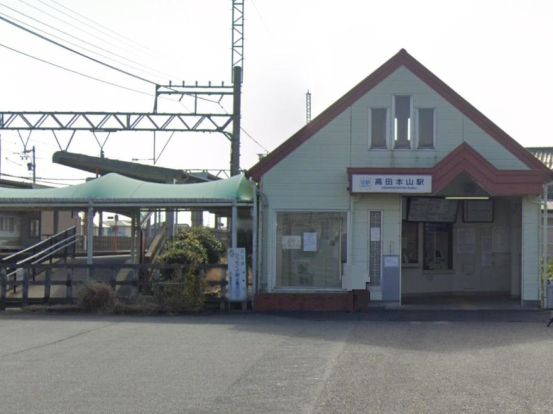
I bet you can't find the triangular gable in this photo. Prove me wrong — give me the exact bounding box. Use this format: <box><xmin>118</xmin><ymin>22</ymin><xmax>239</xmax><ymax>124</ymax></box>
<box><xmin>348</xmin><ymin>143</ymin><xmax>551</xmax><ymax>196</ymax></box>
<box><xmin>249</xmin><ymin>49</ymin><xmax>551</xmax><ymax>180</ymax></box>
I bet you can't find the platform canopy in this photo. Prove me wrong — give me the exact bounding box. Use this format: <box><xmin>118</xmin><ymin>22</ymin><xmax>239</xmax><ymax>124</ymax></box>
<box><xmin>0</xmin><ymin>173</ymin><xmax>255</xmax><ymax>208</ymax></box>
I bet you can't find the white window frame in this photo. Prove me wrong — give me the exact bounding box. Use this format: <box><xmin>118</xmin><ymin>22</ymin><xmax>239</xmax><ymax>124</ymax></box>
<box><xmin>271</xmin><ymin>209</ymin><xmax>350</xmax><ymax>292</ymax></box>
<box><xmin>368</xmin><ymin>107</ymin><xmax>389</xmax><ymax>150</ymax></box>
<box><xmin>392</xmin><ymin>95</ymin><xmax>413</xmax><ymax>150</ymax></box>
<box><xmin>415</xmin><ymin>107</ymin><xmax>436</xmax><ymax>149</ymax></box>
<box><xmin>368</xmin><ymin>209</ymin><xmax>383</xmax><ymax>286</ymax></box>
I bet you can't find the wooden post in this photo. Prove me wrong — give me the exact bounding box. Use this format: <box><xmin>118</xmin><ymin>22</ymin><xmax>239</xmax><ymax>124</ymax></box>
<box><xmin>110</xmin><ymin>268</ymin><xmax>117</xmax><ymax>290</ymax></box>
<box><xmin>220</xmin><ymin>271</ymin><xmax>227</xmax><ymax>311</ymax></box>
<box><xmin>22</xmin><ymin>269</ymin><xmax>29</xmax><ymax>307</ymax></box>
<box><xmin>44</xmin><ymin>268</ymin><xmax>51</xmax><ymax>304</ymax></box>
<box><xmin>66</xmin><ymin>268</ymin><xmax>73</xmax><ymax>301</ymax></box>
<box><xmin>0</xmin><ymin>269</ymin><xmax>7</xmax><ymax>311</ymax></box>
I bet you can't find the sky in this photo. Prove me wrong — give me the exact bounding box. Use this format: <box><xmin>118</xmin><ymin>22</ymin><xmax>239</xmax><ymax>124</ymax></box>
<box><xmin>0</xmin><ymin>0</ymin><xmax>552</xmax><ymax>186</ymax></box>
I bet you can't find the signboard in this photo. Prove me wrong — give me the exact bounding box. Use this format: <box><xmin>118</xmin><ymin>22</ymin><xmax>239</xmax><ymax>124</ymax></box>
<box><xmin>351</xmin><ymin>174</ymin><xmax>432</xmax><ymax>193</ymax></box>
<box><xmin>227</xmin><ymin>248</ymin><xmax>247</xmax><ymax>301</ymax></box>
<box><xmin>407</xmin><ymin>198</ymin><xmax>458</xmax><ymax>222</ymax></box>
<box><xmin>382</xmin><ymin>255</ymin><xmax>400</xmax><ymax>302</ymax></box>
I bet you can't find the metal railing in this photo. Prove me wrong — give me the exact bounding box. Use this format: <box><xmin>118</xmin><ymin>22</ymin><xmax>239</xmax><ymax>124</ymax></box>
<box><xmin>2</xmin><ymin>226</ymin><xmax>77</xmax><ymax>266</ymax></box>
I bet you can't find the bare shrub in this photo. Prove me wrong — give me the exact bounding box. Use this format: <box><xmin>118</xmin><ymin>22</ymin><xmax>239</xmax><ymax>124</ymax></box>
<box><xmin>78</xmin><ymin>282</ymin><xmax>115</xmax><ymax>312</ymax></box>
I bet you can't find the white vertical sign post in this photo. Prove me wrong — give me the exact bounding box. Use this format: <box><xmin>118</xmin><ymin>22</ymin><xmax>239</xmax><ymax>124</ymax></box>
<box><xmin>227</xmin><ymin>247</ymin><xmax>247</xmax><ymax>302</ymax></box>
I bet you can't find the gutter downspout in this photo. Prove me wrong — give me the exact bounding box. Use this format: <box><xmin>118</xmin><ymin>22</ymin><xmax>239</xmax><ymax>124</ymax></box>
<box><xmin>251</xmin><ymin>186</ymin><xmax>257</xmax><ymax>310</ymax></box>
<box><xmin>543</xmin><ymin>182</ymin><xmax>552</xmax><ymax>308</ymax></box>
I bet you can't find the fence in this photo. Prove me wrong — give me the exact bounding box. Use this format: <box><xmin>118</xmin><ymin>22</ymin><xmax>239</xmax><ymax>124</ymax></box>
<box><xmin>0</xmin><ymin>262</ymin><xmax>230</xmax><ymax>310</ymax></box>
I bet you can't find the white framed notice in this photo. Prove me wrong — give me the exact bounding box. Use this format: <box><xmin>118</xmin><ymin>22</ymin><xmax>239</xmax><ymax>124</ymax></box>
<box><xmin>370</xmin><ymin>227</ymin><xmax>381</xmax><ymax>241</ymax></box>
<box><xmin>303</xmin><ymin>232</ymin><xmax>317</xmax><ymax>252</ymax></box>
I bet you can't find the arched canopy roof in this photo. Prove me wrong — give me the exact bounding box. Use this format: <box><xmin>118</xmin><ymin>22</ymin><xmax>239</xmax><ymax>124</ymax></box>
<box><xmin>0</xmin><ymin>173</ymin><xmax>254</xmax><ymax>208</ymax></box>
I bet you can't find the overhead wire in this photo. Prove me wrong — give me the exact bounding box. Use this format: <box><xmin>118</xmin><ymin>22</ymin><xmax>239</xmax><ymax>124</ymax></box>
<box><xmin>45</xmin><ymin>0</ymin><xmax>160</xmax><ymax>57</ymax></box>
<box><xmin>12</xmin><ymin>0</ymin><xmax>176</xmax><ymax>81</ymax></box>
<box><xmin>0</xmin><ymin>13</ymin><xmax>158</xmax><ymax>86</ymax></box>
<box><xmin>0</xmin><ymin>41</ymin><xmax>155</xmax><ymax>97</ymax></box>
<box><xmin>0</xmin><ymin>6</ymin><xmax>165</xmax><ymax>84</ymax></box>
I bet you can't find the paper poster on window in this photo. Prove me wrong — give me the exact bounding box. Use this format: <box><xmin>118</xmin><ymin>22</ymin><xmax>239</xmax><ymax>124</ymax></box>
<box><xmin>303</xmin><ymin>232</ymin><xmax>317</xmax><ymax>252</ymax></box>
<box><xmin>481</xmin><ymin>229</ymin><xmax>492</xmax><ymax>267</ymax></box>
<box><xmin>492</xmin><ymin>228</ymin><xmax>509</xmax><ymax>253</ymax></box>
<box><xmin>282</xmin><ymin>235</ymin><xmax>301</xmax><ymax>249</ymax></box>
<box><xmin>370</xmin><ymin>227</ymin><xmax>381</xmax><ymax>241</ymax></box>
<box><xmin>384</xmin><ymin>255</ymin><xmax>400</xmax><ymax>268</ymax></box>
<box><xmin>457</xmin><ymin>228</ymin><xmax>475</xmax><ymax>254</ymax></box>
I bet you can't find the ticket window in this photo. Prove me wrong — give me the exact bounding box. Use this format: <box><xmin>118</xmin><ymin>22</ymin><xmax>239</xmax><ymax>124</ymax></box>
<box><xmin>423</xmin><ymin>223</ymin><xmax>453</xmax><ymax>270</ymax></box>
<box><xmin>402</xmin><ymin>221</ymin><xmax>453</xmax><ymax>270</ymax></box>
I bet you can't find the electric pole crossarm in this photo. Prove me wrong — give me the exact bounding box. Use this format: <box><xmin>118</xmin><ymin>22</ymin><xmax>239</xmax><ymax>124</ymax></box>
<box><xmin>0</xmin><ymin>111</ymin><xmax>233</xmax><ymax>133</ymax></box>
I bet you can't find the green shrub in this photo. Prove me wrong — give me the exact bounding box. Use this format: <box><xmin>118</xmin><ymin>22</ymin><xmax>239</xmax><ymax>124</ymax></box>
<box><xmin>154</xmin><ymin>226</ymin><xmax>223</xmax><ymax>311</ymax></box>
<box><xmin>77</xmin><ymin>282</ymin><xmax>115</xmax><ymax>312</ymax></box>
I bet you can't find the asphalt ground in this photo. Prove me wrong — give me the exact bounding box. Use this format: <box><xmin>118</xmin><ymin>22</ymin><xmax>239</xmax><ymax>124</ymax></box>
<box><xmin>0</xmin><ymin>310</ymin><xmax>552</xmax><ymax>413</ymax></box>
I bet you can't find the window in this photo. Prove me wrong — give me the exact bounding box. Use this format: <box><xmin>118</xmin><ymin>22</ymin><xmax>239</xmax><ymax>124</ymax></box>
<box><xmin>401</xmin><ymin>221</ymin><xmax>419</xmax><ymax>265</ymax></box>
<box><xmin>370</xmin><ymin>108</ymin><xmax>388</xmax><ymax>148</ymax></box>
<box><xmin>368</xmin><ymin>210</ymin><xmax>382</xmax><ymax>285</ymax></box>
<box><xmin>423</xmin><ymin>223</ymin><xmax>453</xmax><ymax>270</ymax></box>
<box><xmin>394</xmin><ymin>95</ymin><xmax>411</xmax><ymax>148</ymax></box>
<box><xmin>417</xmin><ymin>108</ymin><xmax>434</xmax><ymax>148</ymax></box>
<box><xmin>276</xmin><ymin>212</ymin><xmax>347</xmax><ymax>288</ymax></box>
<box><xmin>7</xmin><ymin>217</ymin><xmax>14</xmax><ymax>233</ymax></box>
<box><xmin>30</xmin><ymin>218</ymin><xmax>40</xmax><ymax>238</ymax></box>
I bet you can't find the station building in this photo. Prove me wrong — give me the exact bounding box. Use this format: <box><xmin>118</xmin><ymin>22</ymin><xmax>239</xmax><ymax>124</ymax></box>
<box><xmin>249</xmin><ymin>49</ymin><xmax>553</xmax><ymax>310</ymax></box>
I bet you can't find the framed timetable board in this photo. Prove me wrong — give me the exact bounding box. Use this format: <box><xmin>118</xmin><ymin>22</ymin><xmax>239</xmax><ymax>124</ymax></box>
<box><xmin>463</xmin><ymin>200</ymin><xmax>494</xmax><ymax>223</ymax></box>
<box><xmin>407</xmin><ymin>198</ymin><xmax>458</xmax><ymax>223</ymax></box>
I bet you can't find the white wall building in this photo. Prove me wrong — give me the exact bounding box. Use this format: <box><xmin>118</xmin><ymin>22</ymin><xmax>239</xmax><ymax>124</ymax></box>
<box><xmin>249</xmin><ymin>49</ymin><xmax>552</xmax><ymax>311</ymax></box>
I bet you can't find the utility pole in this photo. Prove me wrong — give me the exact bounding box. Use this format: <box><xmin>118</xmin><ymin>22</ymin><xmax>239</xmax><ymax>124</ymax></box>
<box><xmin>306</xmin><ymin>90</ymin><xmax>312</xmax><ymax>124</ymax></box>
<box><xmin>231</xmin><ymin>66</ymin><xmax>242</xmax><ymax>176</ymax></box>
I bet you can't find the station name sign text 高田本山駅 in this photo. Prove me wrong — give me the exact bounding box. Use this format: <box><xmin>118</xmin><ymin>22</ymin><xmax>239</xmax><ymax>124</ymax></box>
<box><xmin>351</xmin><ymin>174</ymin><xmax>432</xmax><ymax>193</ymax></box>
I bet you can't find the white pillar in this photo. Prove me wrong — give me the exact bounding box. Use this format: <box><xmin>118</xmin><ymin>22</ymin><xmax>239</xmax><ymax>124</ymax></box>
<box><xmin>86</xmin><ymin>205</ymin><xmax>94</xmax><ymax>265</ymax></box>
<box><xmin>231</xmin><ymin>203</ymin><xmax>238</xmax><ymax>250</ymax></box>
<box><xmin>252</xmin><ymin>190</ymin><xmax>258</xmax><ymax>301</ymax></box>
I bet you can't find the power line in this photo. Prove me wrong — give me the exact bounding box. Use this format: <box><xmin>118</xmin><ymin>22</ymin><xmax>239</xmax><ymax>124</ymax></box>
<box><xmin>46</xmin><ymin>0</ymin><xmax>160</xmax><ymax>57</ymax></box>
<box><xmin>241</xmin><ymin>126</ymin><xmax>268</xmax><ymax>152</ymax></box>
<box><xmin>0</xmin><ymin>12</ymin><xmax>158</xmax><ymax>86</ymax></box>
<box><xmin>0</xmin><ymin>7</ymin><xmax>165</xmax><ymax>84</ymax></box>
<box><xmin>0</xmin><ymin>42</ymin><xmax>154</xmax><ymax>97</ymax></box>
<box><xmin>0</xmin><ymin>3</ymin><xmax>165</xmax><ymax>83</ymax></box>
<box><xmin>13</xmin><ymin>0</ymin><xmax>176</xmax><ymax>81</ymax></box>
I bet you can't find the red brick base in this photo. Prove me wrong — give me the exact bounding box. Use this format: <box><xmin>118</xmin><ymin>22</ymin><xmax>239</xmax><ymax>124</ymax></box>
<box><xmin>254</xmin><ymin>290</ymin><xmax>369</xmax><ymax>312</ymax></box>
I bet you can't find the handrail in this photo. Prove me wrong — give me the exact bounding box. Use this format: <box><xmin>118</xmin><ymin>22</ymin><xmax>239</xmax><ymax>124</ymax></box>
<box><xmin>19</xmin><ymin>235</ymin><xmax>78</xmax><ymax>265</ymax></box>
<box><xmin>144</xmin><ymin>223</ymin><xmax>167</xmax><ymax>263</ymax></box>
<box><xmin>3</xmin><ymin>226</ymin><xmax>77</xmax><ymax>263</ymax></box>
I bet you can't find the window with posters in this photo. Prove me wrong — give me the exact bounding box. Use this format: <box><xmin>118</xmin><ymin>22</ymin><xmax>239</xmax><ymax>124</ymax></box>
<box><xmin>276</xmin><ymin>212</ymin><xmax>347</xmax><ymax>288</ymax></box>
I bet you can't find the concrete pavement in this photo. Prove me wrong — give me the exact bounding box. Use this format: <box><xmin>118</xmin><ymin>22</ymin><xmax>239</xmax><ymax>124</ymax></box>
<box><xmin>0</xmin><ymin>311</ymin><xmax>552</xmax><ymax>413</ymax></box>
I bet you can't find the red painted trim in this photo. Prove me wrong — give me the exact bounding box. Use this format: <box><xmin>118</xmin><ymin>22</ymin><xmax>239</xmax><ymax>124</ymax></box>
<box><xmin>348</xmin><ymin>143</ymin><xmax>551</xmax><ymax>196</ymax></box>
<box><xmin>249</xmin><ymin>49</ymin><xmax>551</xmax><ymax>181</ymax></box>
<box><xmin>254</xmin><ymin>291</ymin><xmax>370</xmax><ymax>312</ymax></box>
